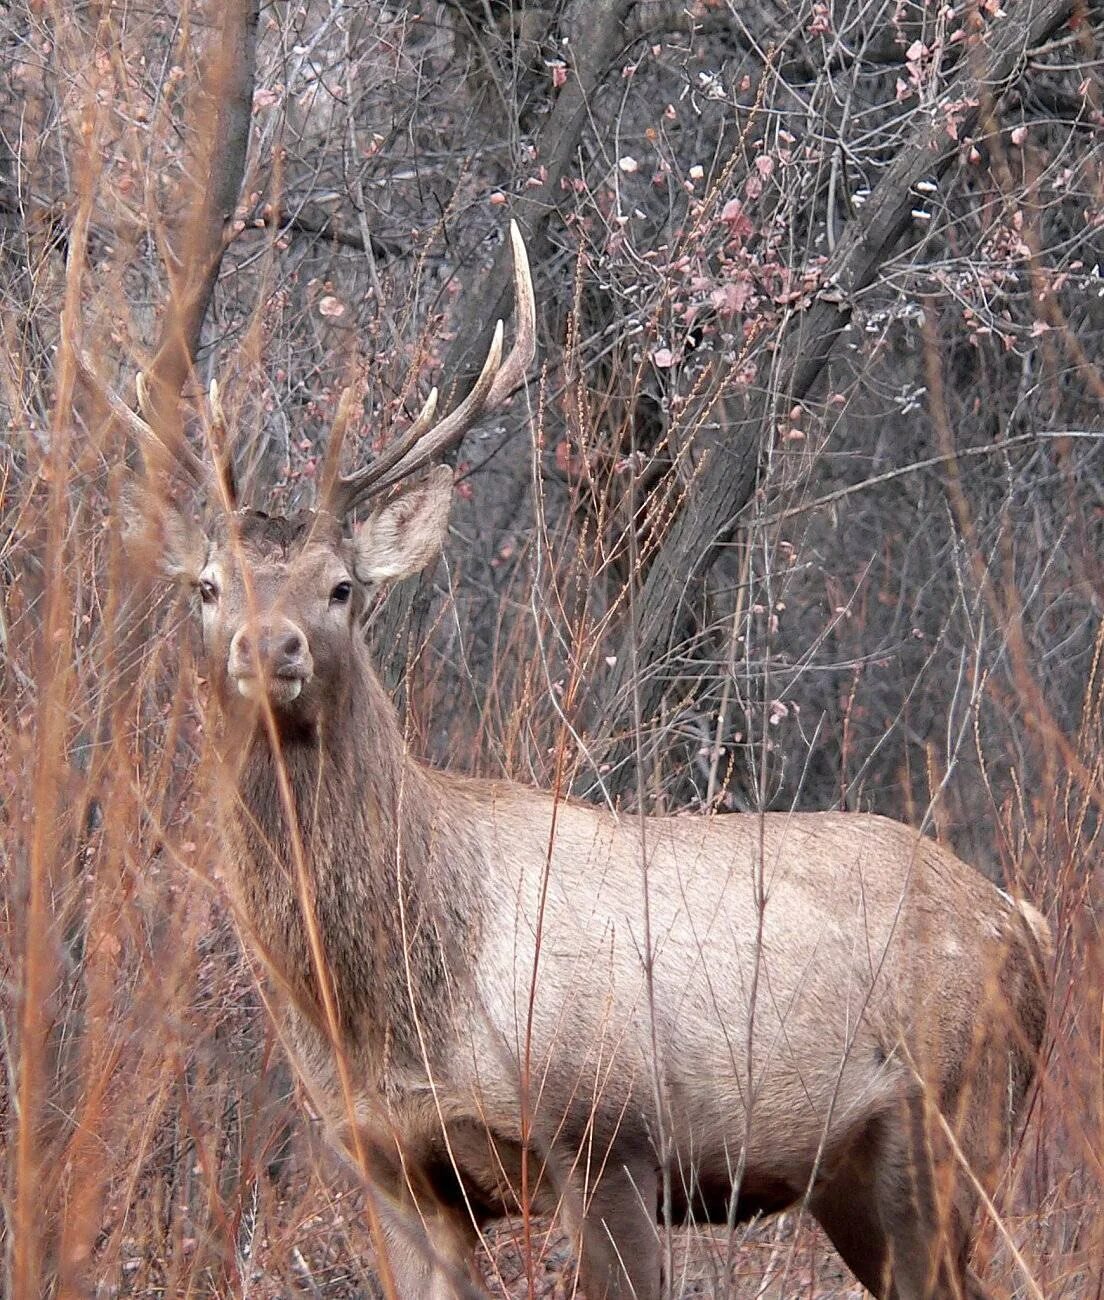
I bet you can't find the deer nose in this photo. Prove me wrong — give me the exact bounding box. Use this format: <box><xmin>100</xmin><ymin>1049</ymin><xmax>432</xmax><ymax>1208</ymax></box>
<box><xmin>235</xmin><ymin>628</ymin><xmax>305</xmax><ymax>667</ymax></box>
<box><xmin>229</xmin><ymin>617</ymin><xmax>313</xmax><ymax>696</ymax></box>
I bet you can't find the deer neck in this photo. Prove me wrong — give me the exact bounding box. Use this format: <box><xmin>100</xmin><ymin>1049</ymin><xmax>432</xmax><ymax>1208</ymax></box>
<box><xmin>215</xmin><ymin>644</ymin><xmax>481</xmax><ymax>1068</ymax></box>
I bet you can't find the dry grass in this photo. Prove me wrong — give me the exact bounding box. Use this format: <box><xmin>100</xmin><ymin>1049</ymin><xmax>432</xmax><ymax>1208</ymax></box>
<box><xmin>2</xmin><ymin>1</ymin><xmax>1103</xmax><ymax>1295</ymax></box>
<box><xmin>2</xmin><ymin>313</ymin><xmax>1100</xmax><ymax>1300</ymax></box>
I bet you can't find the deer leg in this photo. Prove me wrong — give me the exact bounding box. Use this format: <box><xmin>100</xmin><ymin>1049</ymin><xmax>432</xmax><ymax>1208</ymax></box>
<box><xmin>809</xmin><ymin>1187</ymin><xmax>892</xmax><ymax>1296</ymax></box>
<box><xmin>880</xmin><ymin>1089</ymin><xmax>998</xmax><ymax>1300</ymax></box>
<box><xmin>874</xmin><ymin>1163</ymin><xmax>988</xmax><ymax>1300</ymax></box>
<box><xmin>811</xmin><ymin>1102</ymin><xmax>987</xmax><ymax>1300</ymax></box>
<box><xmin>372</xmin><ymin>1191</ymin><xmax>484</xmax><ymax>1300</ymax></box>
<box><xmin>807</xmin><ymin>1135</ymin><xmax>893</xmax><ymax>1299</ymax></box>
<box><xmin>567</xmin><ymin>1154</ymin><xmax>660</xmax><ymax>1300</ymax></box>
<box><xmin>345</xmin><ymin>1127</ymin><xmax>486</xmax><ymax>1300</ymax></box>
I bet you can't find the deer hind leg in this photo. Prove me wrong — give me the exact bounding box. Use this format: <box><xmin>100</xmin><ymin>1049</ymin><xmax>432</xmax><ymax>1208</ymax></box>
<box><xmin>808</xmin><ymin>1178</ymin><xmax>891</xmax><ymax>1296</ymax></box>
<box><xmin>810</xmin><ymin>1100</ymin><xmax>988</xmax><ymax>1300</ymax></box>
<box><xmin>564</xmin><ymin>1153</ymin><xmax>660</xmax><ymax>1300</ymax></box>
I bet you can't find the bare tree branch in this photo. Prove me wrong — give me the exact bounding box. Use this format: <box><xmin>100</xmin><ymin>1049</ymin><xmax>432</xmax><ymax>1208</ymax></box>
<box><xmin>140</xmin><ymin>0</ymin><xmax>261</xmax><ymax>469</ymax></box>
<box><xmin>98</xmin><ymin>0</ymin><xmax>259</xmax><ymax>744</ymax></box>
<box><xmin>261</xmin><ymin>203</ymin><xmax>403</xmax><ymax>259</ymax></box>
<box><xmin>439</xmin><ymin>0</ymin><xmax>638</xmax><ymax>393</ymax></box>
<box><xmin>583</xmin><ymin>0</ymin><xmax>1079</xmax><ymax>800</ymax></box>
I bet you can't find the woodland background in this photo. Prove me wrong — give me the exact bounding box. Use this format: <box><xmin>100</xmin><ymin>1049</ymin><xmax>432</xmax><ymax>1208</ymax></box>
<box><xmin>0</xmin><ymin>0</ymin><xmax>1101</xmax><ymax>1295</ymax></box>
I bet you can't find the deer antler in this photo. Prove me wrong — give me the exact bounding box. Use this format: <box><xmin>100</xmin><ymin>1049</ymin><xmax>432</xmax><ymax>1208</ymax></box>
<box><xmin>135</xmin><ymin>371</ymin><xmax>239</xmax><ymax>507</ymax></box>
<box><xmin>205</xmin><ymin>378</ymin><xmax>239</xmax><ymax>509</ymax></box>
<box><xmin>75</xmin><ymin>349</ymin><xmax>240</xmax><ymax>507</ymax></box>
<box><xmin>74</xmin><ymin>348</ymin><xmax>207</xmax><ymax>488</ymax></box>
<box><xmin>323</xmin><ymin>220</ymin><xmax>536</xmax><ymax>518</ymax></box>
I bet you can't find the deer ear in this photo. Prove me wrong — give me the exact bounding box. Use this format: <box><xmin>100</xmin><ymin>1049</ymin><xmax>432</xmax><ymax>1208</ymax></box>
<box><xmin>352</xmin><ymin>466</ymin><xmax>453</xmax><ymax>584</ymax></box>
<box><xmin>120</xmin><ymin>481</ymin><xmax>206</xmax><ymax>582</ymax></box>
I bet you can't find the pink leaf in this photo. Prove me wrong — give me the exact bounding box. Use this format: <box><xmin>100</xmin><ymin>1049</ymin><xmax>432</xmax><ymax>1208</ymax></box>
<box><xmin>710</xmin><ymin>277</ymin><xmax>753</xmax><ymax>314</ymax></box>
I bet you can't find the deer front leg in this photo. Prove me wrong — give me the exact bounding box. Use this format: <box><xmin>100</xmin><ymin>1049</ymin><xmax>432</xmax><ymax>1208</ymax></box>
<box><xmin>569</xmin><ymin>1154</ymin><xmax>661</xmax><ymax>1300</ymax></box>
<box><xmin>372</xmin><ymin>1191</ymin><xmax>483</xmax><ymax>1300</ymax></box>
<box><xmin>340</xmin><ymin>1122</ymin><xmax>485</xmax><ymax>1300</ymax></box>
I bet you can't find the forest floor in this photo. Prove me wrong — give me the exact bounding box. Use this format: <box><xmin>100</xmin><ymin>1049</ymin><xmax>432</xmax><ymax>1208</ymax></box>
<box><xmin>168</xmin><ymin>1178</ymin><xmax>874</xmax><ymax>1299</ymax></box>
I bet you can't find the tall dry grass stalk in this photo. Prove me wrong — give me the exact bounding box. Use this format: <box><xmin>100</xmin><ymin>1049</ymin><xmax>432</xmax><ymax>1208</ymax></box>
<box><xmin>2</xmin><ymin>1</ymin><xmax>1101</xmax><ymax>1296</ymax></box>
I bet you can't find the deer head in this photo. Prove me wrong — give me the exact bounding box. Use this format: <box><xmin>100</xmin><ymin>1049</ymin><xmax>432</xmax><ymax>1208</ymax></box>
<box><xmin>105</xmin><ymin>224</ymin><xmax>534</xmax><ymax>725</ymax></box>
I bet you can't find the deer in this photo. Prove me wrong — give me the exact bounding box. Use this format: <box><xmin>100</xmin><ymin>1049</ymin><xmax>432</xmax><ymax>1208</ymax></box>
<box><xmin>100</xmin><ymin>223</ymin><xmax>1051</xmax><ymax>1300</ymax></box>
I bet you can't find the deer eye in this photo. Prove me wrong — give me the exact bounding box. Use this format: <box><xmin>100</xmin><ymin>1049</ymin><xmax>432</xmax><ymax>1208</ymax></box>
<box><xmin>329</xmin><ymin>580</ymin><xmax>353</xmax><ymax>606</ymax></box>
<box><xmin>198</xmin><ymin>578</ymin><xmax>220</xmax><ymax>605</ymax></box>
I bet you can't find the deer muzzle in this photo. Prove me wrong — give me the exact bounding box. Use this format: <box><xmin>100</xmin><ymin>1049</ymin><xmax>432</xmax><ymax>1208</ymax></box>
<box><xmin>228</xmin><ymin>617</ymin><xmax>314</xmax><ymax>705</ymax></box>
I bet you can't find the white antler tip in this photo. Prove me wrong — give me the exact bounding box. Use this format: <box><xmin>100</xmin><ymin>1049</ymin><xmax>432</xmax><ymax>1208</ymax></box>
<box><xmin>135</xmin><ymin>372</ymin><xmax>157</xmax><ymax>424</ymax></box>
<box><xmin>507</xmin><ymin>225</ymin><xmax>535</xmax><ymax>336</ymax></box>
<box><xmin>209</xmin><ymin>377</ymin><xmax>229</xmax><ymax>430</ymax></box>
<box><xmin>484</xmin><ymin>320</ymin><xmax>505</xmax><ymax>376</ymax></box>
<box><xmin>509</xmin><ymin>219</ymin><xmax>524</xmax><ymax>254</ymax></box>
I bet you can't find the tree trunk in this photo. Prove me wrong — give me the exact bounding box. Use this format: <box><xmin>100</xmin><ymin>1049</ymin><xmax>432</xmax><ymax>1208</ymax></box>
<box><xmin>373</xmin><ymin>0</ymin><xmax>637</xmax><ymax>691</ymax></box>
<box><xmin>96</xmin><ymin>0</ymin><xmax>260</xmax><ymax>749</ymax></box>
<box><xmin>581</xmin><ymin>0</ymin><xmax>1078</xmax><ymax>801</ymax></box>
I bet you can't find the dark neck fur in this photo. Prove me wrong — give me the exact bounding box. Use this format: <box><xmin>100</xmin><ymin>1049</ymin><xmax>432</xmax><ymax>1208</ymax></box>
<box><xmin>216</xmin><ymin>643</ymin><xmax>481</xmax><ymax>1067</ymax></box>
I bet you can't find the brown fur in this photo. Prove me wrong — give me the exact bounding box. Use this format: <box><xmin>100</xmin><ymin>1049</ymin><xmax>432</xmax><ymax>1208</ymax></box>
<box><xmin>159</xmin><ymin>498</ymin><xmax>1051</xmax><ymax>1300</ymax></box>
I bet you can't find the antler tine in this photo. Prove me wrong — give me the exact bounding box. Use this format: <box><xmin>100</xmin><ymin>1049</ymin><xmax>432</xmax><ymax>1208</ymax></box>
<box><xmin>207</xmin><ymin>377</ymin><xmax>226</xmax><ymax>429</ymax></box>
<box><xmin>485</xmin><ymin>221</ymin><xmax>536</xmax><ymax>408</ymax></box>
<box><xmin>356</xmin><ymin>320</ymin><xmax>503</xmax><ymax>502</ymax></box>
<box><xmin>322</xmin><ymin>385</ymin><xmax>439</xmax><ymax>517</ymax></box>
<box><xmin>206</xmin><ymin>378</ymin><xmax>239</xmax><ymax>509</ymax></box>
<box><xmin>317</xmin><ymin>385</ymin><xmax>363</xmax><ymax>511</ymax></box>
<box><xmin>329</xmin><ymin>221</ymin><xmax>535</xmax><ymax>516</ymax></box>
<box><xmin>74</xmin><ymin>349</ymin><xmax>208</xmax><ymax>487</ymax></box>
<box><xmin>133</xmin><ymin>371</ymin><xmax>211</xmax><ymax>487</ymax></box>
